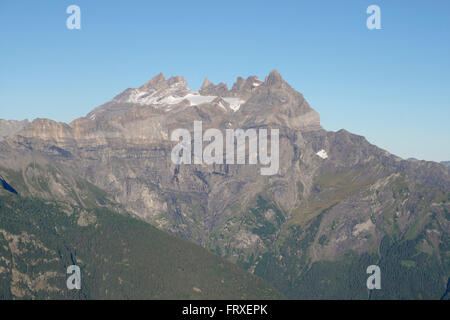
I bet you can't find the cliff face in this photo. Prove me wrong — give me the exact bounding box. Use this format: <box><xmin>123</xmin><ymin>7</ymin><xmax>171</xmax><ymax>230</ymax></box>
<box><xmin>9</xmin><ymin>71</ymin><xmax>326</xmax><ymax>237</ymax></box>
<box><xmin>1</xmin><ymin>71</ymin><xmax>449</xmax><ymax>299</ymax></box>
<box><xmin>0</xmin><ymin>151</ymin><xmax>281</xmax><ymax>300</ymax></box>
<box><xmin>0</xmin><ymin>119</ymin><xmax>29</xmax><ymax>141</ymax></box>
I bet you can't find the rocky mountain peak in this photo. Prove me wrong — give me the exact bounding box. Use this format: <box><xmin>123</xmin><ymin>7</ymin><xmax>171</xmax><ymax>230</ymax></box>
<box><xmin>84</xmin><ymin>70</ymin><xmax>319</xmax><ymax>128</ymax></box>
<box><xmin>201</xmin><ymin>77</ymin><xmax>212</xmax><ymax>89</ymax></box>
<box><xmin>199</xmin><ymin>78</ymin><xmax>229</xmax><ymax>96</ymax></box>
<box><xmin>167</xmin><ymin>76</ymin><xmax>189</xmax><ymax>90</ymax></box>
<box><xmin>138</xmin><ymin>73</ymin><xmax>189</xmax><ymax>93</ymax></box>
<box><xmin>264</xmin><ymin>70</ymin><xmax>286</xmax><ymax>88</ymax></box>
<box><xmin>139</xmin><ymin>72</ymin><xmax>167</xmax><ymax>90</ymax></box>
<box><xmin>230</xmin><ymin>75</ymin><xmax>263</xmax><ymax>98</ymax></box>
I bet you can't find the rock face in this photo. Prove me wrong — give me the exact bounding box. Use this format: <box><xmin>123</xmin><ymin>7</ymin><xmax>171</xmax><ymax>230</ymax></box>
<box><xmin>1</xmin><ymin>70</ymin><xmax>449</xmax><ymax>299</ymax></box>
<box><xmin>0</xmin><ymin>119</ymin><xmax>29</xmax><ymax>141</ymax></box>
<box><xmin>0</xmin><ymin>161</ymin><xmax>281</xmax><ymax>299</ymax></box>
<box><xmin>441</xmin><ymin>161</ymin><xmax>450</xmax><ymax>168</ymax></box>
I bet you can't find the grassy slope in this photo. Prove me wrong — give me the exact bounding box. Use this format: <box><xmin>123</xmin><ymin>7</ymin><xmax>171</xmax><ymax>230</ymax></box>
<box><xmin>252</xmin><ymin>171</ymin><xmax>450</xmax><ymax>299</ymax></box>
<box><xmin>0</xmin><ymin>191</ymin><xmax>282</xmax><ymax>299</ymax></box>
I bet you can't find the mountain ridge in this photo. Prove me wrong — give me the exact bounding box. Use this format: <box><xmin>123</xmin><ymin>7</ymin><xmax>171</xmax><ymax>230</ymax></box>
<box><xmin>0</xmin><ymin>71</ymin><xmax>448</xmax><ymax>299</ymax></box>
<box><xmin>0</xmin><ymin>143</ymin><xmax>282</xmax><ymax>299</ymax></box>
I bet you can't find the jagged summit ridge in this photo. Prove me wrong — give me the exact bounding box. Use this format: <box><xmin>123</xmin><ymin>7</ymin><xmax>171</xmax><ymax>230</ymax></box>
<box><xmin>13</xmin><ymin>70</ymin><xmax>322</xmax><ymax>143</ymax></box>
<box><xmin>123</xmin><ymin>71</ymin><xmax>268</xmax><ymax>107</ymax></box>
<box><xmin>86</xmin><ymin>70</ymin><xmax>316</xmax><ymax>125</ymax></box>
<box><xmin>4</xmin><ymin>70</ymin><xmax>322</xmax><ymax>148</ymax></box>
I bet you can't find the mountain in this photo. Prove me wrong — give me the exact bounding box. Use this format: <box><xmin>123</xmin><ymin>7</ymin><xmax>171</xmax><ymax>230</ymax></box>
<box><xmin>1</xmin><ymin>71</ymin><xmax>449</xmax><ymax>299</ymax></box>
<box><xmin>0</xmin><ymin>146</ymin><xmax>281</xmax><ymax>299</ymax></box>
<box><xmin>441</xmin><ymin>161</ymin><xmax>450</xmax><ymax>168</ymax></box>
<box><xmin>0</xmin><ymin>119</ymin><xmax>29</xmax><ymax>141</ymax></box>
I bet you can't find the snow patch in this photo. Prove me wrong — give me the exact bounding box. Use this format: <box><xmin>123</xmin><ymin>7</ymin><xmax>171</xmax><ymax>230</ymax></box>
<box><xmin>316</xmin><ymin>149</ymin><xmax>328</xmax><ymax>159</ymax></box>
<box><xmin>185</xmin><ymin>94</ymin><xmax>216</xmax><ymax>106</ymax></box>
<box><xmin>217</xmin><ymin>101</ymin><xmax>227</xmax><ymax>111</ymax></box>
<box><xmin>223</xmin><ymin>97</ymin><xmax>245</xmax><ymax>111</ymax></box>
<box><xmin>120</xmin><ymin>86</ymin><xmax>246</xmax><ymax>111</ymax></box>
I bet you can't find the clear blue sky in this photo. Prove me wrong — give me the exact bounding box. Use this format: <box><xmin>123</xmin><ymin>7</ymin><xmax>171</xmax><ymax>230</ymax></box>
<box><xmin>1</xmin><ymin>0</ymin><xmax>449</xmax><ymax>161</ymax></box>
